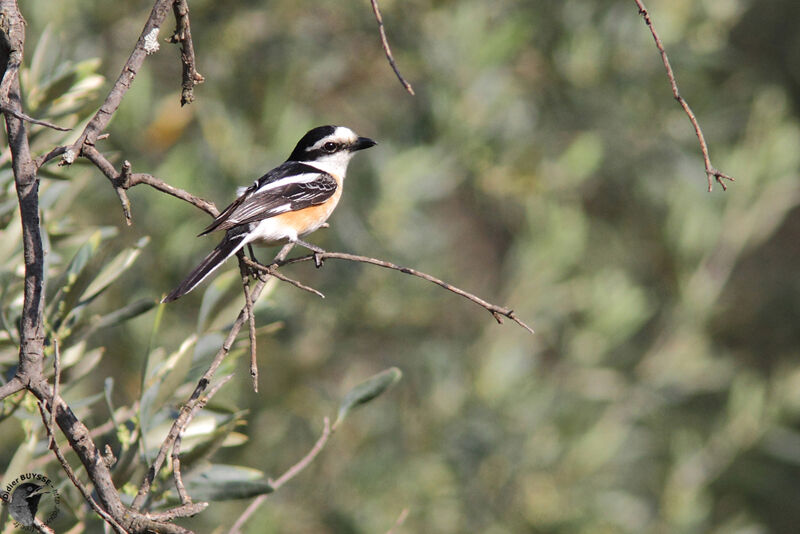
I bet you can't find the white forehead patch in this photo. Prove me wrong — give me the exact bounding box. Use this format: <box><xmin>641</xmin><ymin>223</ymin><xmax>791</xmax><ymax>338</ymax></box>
<box><xmin>306</xmin><ymin>126</ymin><xmax>358</xmax><ymax>151</ymax></box>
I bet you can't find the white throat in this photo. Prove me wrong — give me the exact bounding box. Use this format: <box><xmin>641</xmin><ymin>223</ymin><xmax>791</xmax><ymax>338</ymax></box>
<box><xmin>304</xmin><ymin>151</ymin><xmax>356</xmax><ymax>180</ymax></box>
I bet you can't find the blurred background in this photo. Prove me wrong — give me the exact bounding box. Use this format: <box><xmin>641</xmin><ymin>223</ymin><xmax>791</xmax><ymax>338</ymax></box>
<box><xmin>2</xmin><ymin>0</ymin><xmax>800</xmax><ymax>532</ymax></box>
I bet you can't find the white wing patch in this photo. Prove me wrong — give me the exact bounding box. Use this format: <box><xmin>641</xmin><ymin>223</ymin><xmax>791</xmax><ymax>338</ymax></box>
<box><xmin>253</xmin><ymin>173</ymin><xmax>322</xmax><ymax>194</ymax></box>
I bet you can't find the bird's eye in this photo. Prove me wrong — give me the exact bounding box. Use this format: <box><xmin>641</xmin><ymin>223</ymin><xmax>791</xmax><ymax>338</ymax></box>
<box><xmin>323</xmin><ymin>142</ymin><xmax>337</xmax><ymax>152</ymax></box>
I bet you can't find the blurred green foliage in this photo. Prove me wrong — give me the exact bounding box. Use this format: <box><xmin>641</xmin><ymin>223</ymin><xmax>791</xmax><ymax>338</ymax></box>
<box><xmin>1</xmin><ymin>0</ymin><xmax>800</xmax><ymax>532</ymax></box>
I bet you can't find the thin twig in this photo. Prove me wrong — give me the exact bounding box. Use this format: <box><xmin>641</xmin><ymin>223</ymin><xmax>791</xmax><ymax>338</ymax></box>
<box><xmin>276</xmin><ymin>251</ymin><xmax>534</xmax><ymax>334</ymax></box>
<box><xmin>0</xmin><ymin>105</ymin><xmax>70</xmax><ymax>131</ymax></box>
<box><xmin>272</xmin><ymin>416</ymin><xmax>333</xmax><ymax>488</ymax></box>
<box><xmin>172</xmin><ymin>374</ymin><xmax>233</xmax><ymax>505</ymax></box>
<box><xmin>228</xmin><ymin>417</ymin><xmax>334</xmax><ymax>534</ymax></box>
<box><xmin>633</xmin><ymin>0</ymin><xmax>734</xmax><ymax>192</ymax></box>
<box><xmin>47</xmin><ymin>340</ymin><xmax>60</xmax><ymax>446</ymax></box>
<box><xmin>37</xmin><ymin>341</ymin><xmax>126</xmax><ymax>533</ymax></box>
<box><xmin>242</xmin><ymin>256</ymin><xmax>325</xmax><ymax>298</ymax></box>
<box><xmin>129</xmin><ymin>172</ymin><xmax>218</xmax><ymax>217</ymax></box>
<box><xmin>237</xmin><ymin>254</ymin><xmax>259</xmax><ymax>392</ymax></box>
<box><xmin>169</xmin><ymin>0</ymin><xmax>205</xmax><ymax>105</ymax></box>
<box><xmin>172</xmin><ymin>432</ymin><xmax>190</xmax><ymax>504</ymax></box>
<box><xmin>132</xmin><ymin>278</ymin><xmax>268</xmax><ymax>510</ymax></box>
<box><xmin>81</xmin><ymin>146</ymin><xmax>134</xmax><ymax>224</ymax></box>
<box><xmin>37</xmin><ymin>406</ymin><xmax>125</xmax><ymax>534</ymax></box>
<box><xmin>369</xmin><ymin>0</ymin><xmax>414</xmax><ymax>95</ymax></box>
<box><xmin>36</xmin><ymin>403</ymin><xmax>126</xmax><ymax>533</ymax></box>
<box><xmin>386</xmin><ymin>508</ymin><xmax>410</xmax><ymax>534</ymax></box>
<box><xmin>62</xmin><ymin>0</ymin><xmax>174</xmax><ymax>161</ymax></box>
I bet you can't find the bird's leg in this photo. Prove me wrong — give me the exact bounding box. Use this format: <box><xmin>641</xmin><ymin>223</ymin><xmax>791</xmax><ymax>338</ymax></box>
<box><xmin>247</xmin><ymin>243</ymin><xmax>261</xmax><ymax>280</ymax></box>
<box><xmin>293</xmin><ymin>238</ymin><xmax>326</xmax><ymax>268</ymax></box>
<box><xmin>245</xmin><ymin>245</ymin><xmax>260</xmax><ymax>278</ymax></box>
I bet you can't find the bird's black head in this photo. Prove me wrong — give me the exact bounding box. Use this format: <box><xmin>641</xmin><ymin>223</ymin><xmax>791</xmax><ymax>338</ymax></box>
<box><xmin>9</xmin><ymin>483</ymin><xmax>47</xmax><ymax>526</ymax></box>
<box><xmin>287</xmin><ymin>125</ymin><xmax>376</xmax><ymax>163</ymax></box>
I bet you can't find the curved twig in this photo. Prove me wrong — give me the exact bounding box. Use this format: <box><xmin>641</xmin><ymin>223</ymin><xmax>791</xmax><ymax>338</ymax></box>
<box><xmin>369</xmin><ymin>0</ymin><xmax>414</xmax><ymax>95</ymax></box>
<box><xmin>633</xmin><ymin>0</ymin><xmax>734</xmax><ymax>192</ymax></box>
<box><xmin>273</xmin><ymin>251</ymin><xmax>534</xmax><ymax>334</ymax></box>
<box><xmin>228</xmin><ymin>417</ymin><xmax>334</xmax><ymax>534</ymax></box>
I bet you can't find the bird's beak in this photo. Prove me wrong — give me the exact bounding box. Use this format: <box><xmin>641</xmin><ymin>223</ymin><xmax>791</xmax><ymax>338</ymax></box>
<box><xmin>28</xmin><ymin>486</ymin><xmax>49</xmax><ymax>498</ymax></box>
<box><xmin>351</xmin><ymin>137</ymin><xmax>377</xmax><ymax>151</ymax></box>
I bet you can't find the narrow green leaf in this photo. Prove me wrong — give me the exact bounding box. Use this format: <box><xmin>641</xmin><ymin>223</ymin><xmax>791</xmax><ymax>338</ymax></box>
<box><xmin>47</xmin><ymin>229</ymin><xmax>104</xmax><ymax>328</ymax></box>
<box><xmin>181</xmin><ymin>464</ymin><xmax>274</xmax><ymax>501</ymax></box>
<box><xmin>336</xmin><ymin>367</ymin><xmax>402</xmax><ymax>426</ymax></box>
<box><xmin>3</xmin><ymin>428</ymin><xmax>38</xmax><ymax>491</ymax></box>
<box><xmin>79</xmin><ymin>236</ymin><xmax>149</xmax><ymax>304</ymax></box>
<box><xmin>139</xmin><ymin>336</ymin><xmax>197</xmax><ymax>454</ymax></box>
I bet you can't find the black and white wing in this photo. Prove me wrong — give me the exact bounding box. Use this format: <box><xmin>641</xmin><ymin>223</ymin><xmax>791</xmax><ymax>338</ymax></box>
<box><xmin>199</xmin><ymin>162</ymin><xmax>338</xmax><ymax>236</ymax></box>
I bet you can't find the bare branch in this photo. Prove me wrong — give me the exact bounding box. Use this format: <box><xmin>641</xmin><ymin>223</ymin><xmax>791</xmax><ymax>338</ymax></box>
<box><xmin>172</xmin><ymin>432</ymin><xmax>190</xmax><ymax>505</ymax></box>
<box><xmin>0</xmin><ymin>105</ymin><xmax>70</xmax><ymax>131</ymax></box>
<box><xmin>276</xmin><ymin>251</ymin><xmax>534</xmax><ymax>334</ymax></box>
<box><xmin>169</xmin><ymin>0</ymin><xmax>205</xmax><ymax>105</ymax></box>
<box><xmin>1</xmin><ymin>0</ymin><xmax>46</xmax><ymax>390</ymax></box>
<box><xmin>633</xmin><ymin>0</ymin><xmax>734</xmax><ymax>192</ymax></box>
<box><xmin>132</xmin><ymin>277</ymin><xmax>268</xmax><ymax>510</ymax></box>
<box><xmin>81</xmin><ymin>145</ymin><xmax>134</xmax><ymax>224</ymax></box>
<box><xmin>172</xmin><ymin>374</ymin><xmax>232</xmax><ymax>506</ymax></box>
<box><xmin>386</xmin><ymin>508</ymin><xmax>410</xmax><ymax>534</ymax></box>
<box><xmin>369</xmin><ymin>0</ymin><xmax>414</xmax><ymax>95</ymax></box>
<box><xmin>34</xmin><ymin>145</ymin><xmax>67</xmax><ymax>169</ymax></box>
<box><xmin>0</xmin><ymin>376</ymin><xmax>24</xmax><ymax>402</ymax></box>
<box><xmin>242</xmin><ymin>256</ymin><xmax>325</xmax><ymax>298</ymax></box>
<box><xmin>237</xmin><ymin>254</ymin><xmax>260</xmax><ymax>392</ymax></box>
<box><xmin>63</xmin><ymin>0</ymin><xmax>175</xmax><ymax>159</ymax></box>
<box><xmin>229</xmin><ymin>417</ymin><xmax>334</xmax><ymax>534</ymax></box>
<box><xmin>129</xmin><ymin>172</ymin><xmax>218</xmax><ymax>216</ymax></box>
<box><xmin>146</xmin><ymin>502</ymin><xmax>208</xmax><ymax>522</ymax></box>
<box><xmin>37</xmin><ymin>402</ymin><xmax>126</xmax><ymax>534</ymax></box>
<box><xmin>31</xmin><ymin>516</ymin><xmax>55</xmax><ymax>534</ymax></box>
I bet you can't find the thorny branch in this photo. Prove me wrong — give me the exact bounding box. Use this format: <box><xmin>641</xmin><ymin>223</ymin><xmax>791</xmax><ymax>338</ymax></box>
<box><xmin>633</xmin><ymin>0</ymin><xmax>735</xmax><ymax>192</ymax></box>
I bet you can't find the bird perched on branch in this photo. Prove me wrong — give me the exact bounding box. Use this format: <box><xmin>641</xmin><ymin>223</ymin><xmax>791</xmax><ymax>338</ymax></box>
<box><xmin>163</xmin><ymin>125</ymin><xmax>376</xmax><ymax>302</ymax></box>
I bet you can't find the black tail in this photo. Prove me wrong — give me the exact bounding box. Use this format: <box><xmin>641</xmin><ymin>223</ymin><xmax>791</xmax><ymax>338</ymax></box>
<box><xmin>163</xmin><ymin>235</ymin><xmax>246</xmax><ymax>303</ymax></box>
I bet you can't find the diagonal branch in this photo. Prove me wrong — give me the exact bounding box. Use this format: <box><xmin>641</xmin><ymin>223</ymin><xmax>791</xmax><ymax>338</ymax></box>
<box><xmin>633</xmin><ymin>0</ymin><xmax>734</xmax><ymax>192</ymax></box>
<box><xmin>62</xmin><ymin>0</ymin><xmax>175</xmax><ymax>160</ymax></box>
<box><xmin>132</xmin><ymin>279</ymin><xmax>269</xmax><ymax>510</ymax></box>
<box><xmin>369</xmin><ymin>0</ymin><xmax>414</xmax><ymax>95</ymax></box>
<box><xmin>172</xmin><ymin>374</ymin><xmax>233</xmax><ymax>505</ymax></box>
<box><xmin>0</xmin><ymin>104</ymin><xmax>70</xmax><ymax>131</ymax></box>
<box><xmin>267</xmin><ymin>251</ymin><xmax>534</xmax><ymax>333</ymax></box>
<box><xmin>228</xmin><ymin>417</ymin><xmax>334</xmax><ymax>534</ymax></box>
